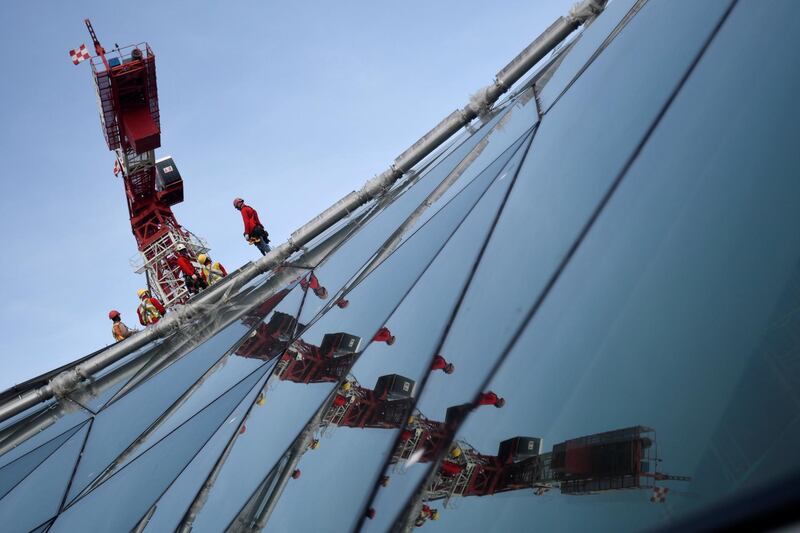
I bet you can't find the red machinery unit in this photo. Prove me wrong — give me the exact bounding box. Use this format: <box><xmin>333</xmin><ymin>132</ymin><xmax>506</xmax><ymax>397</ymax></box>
<box><xmin>80</xmin><ymin>19</ymin><xmax>208</xmax><ymax>307</ymax></box>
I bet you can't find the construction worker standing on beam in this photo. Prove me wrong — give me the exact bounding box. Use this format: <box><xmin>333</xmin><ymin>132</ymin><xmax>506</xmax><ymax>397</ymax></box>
<box><xmin>137</xmin><ymin>289</ymin><xmax>166</xmax><ymax>326</ymax></box>
<box><xmin>198</xmin><ymin>253</ymin><xmax>228</xmax><ymax>286</ymax></box>
<box><xmin>233</xmin><ymin>198</ymin><xmax>271</xmax><ymax>255</ymax></box>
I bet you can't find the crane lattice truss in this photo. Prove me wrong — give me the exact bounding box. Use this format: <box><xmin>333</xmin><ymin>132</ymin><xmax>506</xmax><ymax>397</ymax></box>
<box><xmin>84</xmin><ymin>20</ymin><xmax>207</xmax><ymax>307</ymax></box>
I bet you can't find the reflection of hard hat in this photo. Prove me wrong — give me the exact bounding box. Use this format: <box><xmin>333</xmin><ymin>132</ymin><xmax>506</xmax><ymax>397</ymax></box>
<box><xmin>341</xmin><ymin>382</ymin><xmax>352</xmax><ymax>392</ymax></box>
<box><xmin>450</xmin><ymin>447</ymin><xmax>462</xmax><ymax>458</ymax></box>
<box><xmin>366</xmin><ymin>508</ymin><xmax>376</xmax><ymax>520</ymax></box>
<box><xmin>233</xmin><ymin>198</ymin><xmax>244</xmax><ymax>209</ymax></box>
<box><xmin>256</xmin><ymin>393</ymin><xmax>265</xmax><ymax>406</ymax></box>
<box><xmin>431</xmin><ymin>510</ymin><xmax>440</xmax><ymax>521</ymax></box>
<box><xmin>108</xmin><ymin>310</ymin><xmax>120</xmax><ymax>320</ymax></box>
<box><xmin>291</xmin><ymin>469</ymin><xmax>301</xmax><ymax>479</ymax></box>
<box><xmin>197</xmin><ymin>253</ymin><xmax>208</xmax><ymax>264</ymax></box>
<box><xmin>137</xmin><ymin>289</ymin><xmax>149</xmax><ymax>298</ymax></box>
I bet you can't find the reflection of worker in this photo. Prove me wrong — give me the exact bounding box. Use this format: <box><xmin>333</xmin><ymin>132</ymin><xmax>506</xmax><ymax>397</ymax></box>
<box><xmin>174</xmin><ymin>244</ymin><xmax>207</xmax><ymax>295</ymax></box>
<box><xmin>478</xmin><ymin>391</ymin><xmax>506</xmax><ymax>408</ymax></box>
<box><xmin>430</xmin><ymin>355</ymin><xmax>455</xmax><ymax>374</ymax></box>
<box><xmin>136</xmin><ymin>289</ymin><xmax>166</xmax><ymax>325</ymax></box>
<box><xmin>234</xmin><ymin>198</ymin><xmax>271</xmax><ymax>255</ymax></box>
<box><xmin>415</xmin><ymin>504</ymin><xmax>440</xmax><ymax>527</ymax></box>
<box><xmin>108</xmin><ymin>310</ymin><xmax>135</xmax><ymax>342</ymax></box>
<box><xmin>198</xmin><ymin>253</ymin><xmax>227</xmax><ymax>286</ymax></box>
<box><xmin>300</xmin><ymin>273</ymin><xmax>328</xmax><ymax>299</ymax></box>
<box><xmin>373</xmin><ymin>326</ymin><xmax>396</xmax><ymax>345</ymax></box>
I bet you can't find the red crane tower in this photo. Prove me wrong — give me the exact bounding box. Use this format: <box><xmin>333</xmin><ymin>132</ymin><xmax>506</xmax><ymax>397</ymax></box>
<box><xmin>77</xmin><ymin>19</ymin><xmax>208</xmax><ymax>307</ymax></box>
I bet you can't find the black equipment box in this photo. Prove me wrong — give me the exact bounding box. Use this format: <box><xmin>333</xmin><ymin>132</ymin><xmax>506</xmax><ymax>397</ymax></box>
<box><xmin>374</xmin><ymin>374</ymin><xmax>415</xmax><ymax>400</ymax></box>
<box><xmin>321</xmin><ymin>332</ymin><xmax>362</xmax><ymax>357</ymax></box>
<box><xmin>498</xmin><ymin>436</ymin><xmax>542</xmax><ymax>463</ymax></box>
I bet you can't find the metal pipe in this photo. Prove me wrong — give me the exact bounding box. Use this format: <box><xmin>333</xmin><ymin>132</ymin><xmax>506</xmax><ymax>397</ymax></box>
<box><xmin>0</xmin><ymin>0</ymin><xmax>605</xmax><ymax>425</ymax></box>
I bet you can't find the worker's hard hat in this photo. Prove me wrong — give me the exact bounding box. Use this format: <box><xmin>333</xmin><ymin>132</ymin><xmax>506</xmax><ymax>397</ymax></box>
<box><xmin>431</xmin><ymin>510</ymin><xmax>440</xmax><ymax>521</ymax></box>
<box><xmin>450</xmin><ymin>447</ymin><xmax>462</xmax><ymax>458</ymax></box>
<box><xmin>108</xmin><ymin>310</ymin><xmax>120</xmax><ymax>320</ymax></box>
<box><xmin>407</xmin><ymin>415</ymin><xmax>416</xmax><ymax>425</ymax></box>
<box><xmin>197</xmin><ymin>253</ymin><xmax>208</xmax><ymax>264</ymax></box>
<box><xmin>137</xmin><ymin>289</ymin><xmax>149</xmax><ymax>298</ymax></box>
<box><xmin>175</xmin><ymin>243</ymin><xmax>186</xmax><ymax>252</ymax></box>
<box><xmin>310</xmin><ymin>439</ymin><xmax>320</xmax><ymax>449</ymax></box>
<box><xmin>341</xmin><ymin>382</ymin><xmax>352</xmax><ymax>392</ymax></box>
<box><xmin>256</xmin><ymin>393</ymin><xmax>265</xmax><ymax>406</ymax></box>
<box><xmin>233</xmin><ymin>198</ymin><xmax>244</xmax><ymax>209</ymax></box>
<box><xmin>291</xmin><ymin>469</ymin><xmax>301</xmax><ymax>479</ymax></box>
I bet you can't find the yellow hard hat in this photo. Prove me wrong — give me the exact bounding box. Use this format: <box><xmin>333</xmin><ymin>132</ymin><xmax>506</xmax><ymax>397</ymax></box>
<box><xmin>407</xmin><ymin>415</ymin><xmax>416</xmax><ymax>425</ymax></box>
<box><xmin>450</xmin><ymin>447</ymin><xmax>462</xmax><ymax>458</ymax></box>
<box><xmin>310</xmin><ymin>439</ymin><xmax>320</xmax><ymax>449</ymax></box>
<box><xmin>256</xmin><ymin>393</ymin><xmax>266</xmax><ymax>406</ymax></box>
<box><xmin>431</xmin><ymin>510</ymin><xmax>440</xmax><ymax>521</ymax></box>
<box><xmin>341</xmin><ymin>382</ymin><xmax>352</xmax><ymax>392</ymax></box>
<box><xmin>197</xmin><ymin>253</ymin><xmax>208</xmax><ymax>264</ymax></box>
<box><xmin>137</xmin><ymin>289</ymin><xmax>149</xmax><ymax>298</ymax></box>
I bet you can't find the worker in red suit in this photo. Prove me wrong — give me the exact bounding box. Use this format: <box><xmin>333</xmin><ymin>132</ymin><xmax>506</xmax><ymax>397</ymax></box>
<box><xmin>478</xmin><ymin>391</ymin><xmax>506</xmax><ymax>408</ymax></box>
<box><xmin>415</xmin><ymin>505</ymin><xmax>440</xmax><ymax>527</ymax></box>
<box><xmin>299</xmin><ymin>273</ymin><xmax>328</xmax><ymax>299</ymax></box>
<box><xmin>234</xmin><ymin>198</ymin><xmax>271</xmax><ymax>255</ymax></box>
<box><xmin>430</xmin><ymin>355</ymin><xmax>455</xmax><ymax>374</ymax></box>
<box><xmin>174</xmin><ymin>244</ymin><xmax>207</xmax><ymax>295</ymax></box>
<box><xmin>373</xmin><ymin>326</ymin><xmax>396</xmax><ymax>345</ymax></box>
<box><xmin>137</xmin><ymin>289</ymin><xmax>166</xmax><ymax>326</ymax></box>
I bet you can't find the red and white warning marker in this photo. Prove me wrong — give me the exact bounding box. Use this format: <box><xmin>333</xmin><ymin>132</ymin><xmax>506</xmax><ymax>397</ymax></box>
<box><xmin>69</xmin><ymin>44</ymin><xmax>90</xmax><ymax>65</ymax></box>
<box><xmin>650</xmin><ymin>486</ymin><xmax>669</xmax><ymax>503</ymax></box>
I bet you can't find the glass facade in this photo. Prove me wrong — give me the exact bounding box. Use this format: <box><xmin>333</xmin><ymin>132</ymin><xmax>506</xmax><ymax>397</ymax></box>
<box><xmin>2</xmin><ymin>1</ymin><xmax>799</xmax><ymax>531</ymax></box>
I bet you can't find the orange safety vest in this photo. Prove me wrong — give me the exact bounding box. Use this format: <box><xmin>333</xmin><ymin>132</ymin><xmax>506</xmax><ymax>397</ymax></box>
<box><xmin>112</xmin><ymin>321</ymin><xmax>131</xmax><ymax>342</ymax></box>
<box><xmin>202</xmin><ymin>262</ymin><xmax>226</xmax><ymax>286</ymax></box>
<box><xmin>138</xmin><ymin>299</ymin><xmax>162</xmax><ymax>325</ymax></box>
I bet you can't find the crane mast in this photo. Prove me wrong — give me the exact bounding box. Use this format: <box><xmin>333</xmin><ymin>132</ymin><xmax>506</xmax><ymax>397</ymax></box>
<box><xmin>81</xmin><ymin>19</ymin><xmax>209</xmax><ymax>307</ymax></box>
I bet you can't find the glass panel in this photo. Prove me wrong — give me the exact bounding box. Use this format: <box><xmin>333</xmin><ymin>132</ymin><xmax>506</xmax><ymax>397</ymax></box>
<box><xmin>50</xmin><ymin>368</ymin><xmax>269</xmax><ymax>533</ymax></box>
<box><xmin>29</xmin><ymin>521</ymin><xmax>52</xmax><ymax>533</ymax></box>
<box><xmin>384</xmin><ymin>1</ymin><xmax>800</xmax><ymax>529</ymax></box>
<box><xmin>64</xmin><ymin>318</ymin><xmax>256</xmax><ymax>503</ymax></box>
<box><xmin>0</xmin><ymin>421</ymin><xmax>85</xmax><ymax>499</ymax></box>
<box><xmin>140</xmin><ymin>374</ymin><xmax>266</xmax><ymax>532</ymax></box>
<box><xmin>0</xmin><ymin>423</ymin><xmax>88</xmax><ymax>533</ymax></box>
<box><xmin>0</xmin><ymin>405</ymin><xmax>89</xmax><ymax>470</ymax></box>
<box><xmin>188</xmin><ymin>136</ymin><xmax>526</xmax><ymax>532</ymax></box>
<box><xmin>408</xmin><ymin>0</ymin><xmax>736</xmax><ymax>437</ymax></box>
<box><xmin>296</xmin><ymin>109</ymin><xmax>510</xmax><ymax>325</ymax></box>
<box><xmin>357</xmin><ymin>1</ymin><xmax>737</xmax><ymax>527</ymax></box>
<box><xmin>263</xmin><ymin>132</ymin><xmax>534</xmax><ymax>533</ymax></box>
<box><xmin>536</xmin><ymin>0</ymin><xmax>639</xmax><ymax>111</ymax></box>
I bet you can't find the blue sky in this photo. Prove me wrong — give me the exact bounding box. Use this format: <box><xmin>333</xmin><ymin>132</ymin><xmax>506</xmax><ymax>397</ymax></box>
<box><xmin>0</xmin><ymin>0</ymin><xmax>572</xmax><ymax>389</ymax></box>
